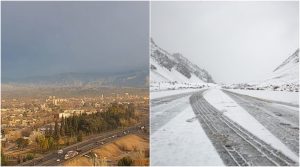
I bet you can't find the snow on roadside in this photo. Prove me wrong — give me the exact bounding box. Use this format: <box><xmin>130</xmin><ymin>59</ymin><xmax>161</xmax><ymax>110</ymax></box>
<box><xmin>151</xmin><ymin>96</ymin><xmax>191</xmax><ymax>133</ymax></box>
<box><xmin>150</xmin><ymin>81</ymin><xmax>206</xmax><ymax>91</ymax></box>
<box><xmin>203</xmin><ymin>88</ymin><xmax>299</xmax><ymax>163</ymax></box>
<box><xmin>226</xmin><ymin>89</ymin><xmax>299</xmax><ymax>105</ymax></box>
<box><xmin>151</xmin><ymin>103</ymin><xmax>224</xmax><ymax>166</ymax></box>
<box><xmin>151</xmin><ymin>88</ymin><xmax>202</xmax><ymax>99</ymax></box>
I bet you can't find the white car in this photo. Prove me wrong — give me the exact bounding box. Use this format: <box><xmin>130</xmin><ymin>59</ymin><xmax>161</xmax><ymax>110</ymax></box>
<box><xmin>56</xmin><ymin>159</ymin><xmax>60</xmax><ymax>162</ymax></box>
<box><xmin>64</xmin><ymin>151</ymin><xmax>79</xmax><ymax>160</ymax></box>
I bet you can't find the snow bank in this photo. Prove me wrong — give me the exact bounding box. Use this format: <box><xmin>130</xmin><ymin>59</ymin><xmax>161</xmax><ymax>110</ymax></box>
<box><xmin>150</xmin><ymin>81</ymin><xmax>208</xmax><ymax>91</ymax></box>
<box><xmin>151</xmin><ymin>104</ymin><xmax>224</xmax><ymax>165</ymax></box>
<box><xmin>203</xmin><ymin>88</ymin><xmax>299</xmax><ymax>163</ymax></box>
<box><xmin>227</xmin><ymin>89</ymin><xmax>299</xmax><ymax>105</ymax></box>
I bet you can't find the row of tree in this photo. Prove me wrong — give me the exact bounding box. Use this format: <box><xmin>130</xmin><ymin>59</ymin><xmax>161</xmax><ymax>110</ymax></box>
<box><xmin>37</xmin><ymin>103</ymin><xmax>136</xmax><ymax>151</ymax></box>
<box><xmin>59</xmin><ymin>103</ymin><xmax>136</xmax><ymax>137</ymax></box>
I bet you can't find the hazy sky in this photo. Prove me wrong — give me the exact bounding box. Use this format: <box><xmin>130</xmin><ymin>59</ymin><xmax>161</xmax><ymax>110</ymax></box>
<box><xmin>151</xmin><ymin>1</ymin><xmax>299</xmax><ymax>83</ymax></box>
<box><xmin>2</xmin><ymin>1</ymin><xmax>149</xmax><ymax>79</ymax></box>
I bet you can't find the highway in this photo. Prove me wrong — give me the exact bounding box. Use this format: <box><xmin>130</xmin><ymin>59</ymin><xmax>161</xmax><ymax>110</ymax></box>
<box><xmin>190</xmin><ymin>90</ymin><xmax>297</xmax><ymax>166</ymax></box>
<box><xmin>150</xmin><ymin>91</ymin><xmax>195</xmax><ymax>133</ymax></box>
<box><xmin>224</xmin><ymin>90</ymin><xmax>299</xmax><ymax>155</ymax></box>
<box><xmin>150</xmin><ymin>88</ymin><xmax>298</xmax><ymax>166</ymax></box>
<box><xmin>19</xmin><ymin>125</ymin><xmax>146</xmax><ymax>166</ymax></box>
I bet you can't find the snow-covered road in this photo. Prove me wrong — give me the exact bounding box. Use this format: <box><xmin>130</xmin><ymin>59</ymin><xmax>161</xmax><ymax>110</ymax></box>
<box><xmin>226</xmin><ymin>89</ymin><xmax>299</xmax><ymax>106</ymax></box>
<box><xmin>150</xmin><ymin>88</ymin><xmax>299</xmax><ymax>166</ymax></box>
<box><xmin>203</xmin><ymin>88</ymin><xmax>298</xmax><ymax>164</ymax></box>
<box><xmin>151</xmin><ymin>94</ymin><xmax>191</xmax><ymax>133</ymax></box>
<box><xmin>151</xmin><ymin>89</ymin><xmax>224</xmax><ymax>166</ymax></box>
<box><xmin>225</xmin><ymin>90</ymin><xmax>299</xmax><ymax>155</ymax></box>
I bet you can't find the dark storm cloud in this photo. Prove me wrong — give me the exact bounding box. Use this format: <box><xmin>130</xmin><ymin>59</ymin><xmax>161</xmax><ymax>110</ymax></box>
<box><xmin>2</xmin><ymin>1</ymin><xmax>149</xmax><ymax>78</ymax></box>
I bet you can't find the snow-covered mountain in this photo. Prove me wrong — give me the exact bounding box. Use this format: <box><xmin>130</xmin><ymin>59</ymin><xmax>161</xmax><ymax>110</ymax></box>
<box><xmin>260</xmin><ymin>49</ymin><xmax>299</xmax><ymax>87</ymax></box>
<box><xmin>150</xmin><ymin>39</ymin><xmax>214</xmax><ymax>85</ymax></box>
<box><xmin>223</xmin><ymin>49</ymin><xmax>299</xmax><ymax>92</ymax></box>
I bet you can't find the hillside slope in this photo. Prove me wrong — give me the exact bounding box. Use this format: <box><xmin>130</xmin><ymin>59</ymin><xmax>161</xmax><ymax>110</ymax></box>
<box><xmin>223</xmin><ymin>49</ymin><xmax>299</xmax><ymax>92</ymax></box>
<box><xmin>260</xmin><ymin>49</ymin><xmax>299</xmax><ymax>87</ymax></box>
<box><xmin>150</xmin><ymin>39</ymin><xmax>214</xmax><ymax>90</ymax></box>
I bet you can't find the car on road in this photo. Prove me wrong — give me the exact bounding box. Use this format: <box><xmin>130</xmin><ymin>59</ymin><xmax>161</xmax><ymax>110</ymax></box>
<box><xmin>96</xmin><ymin>141</ymin><xmax>105</xmax><ymax>145</ymax></box>
<box><xmin>64</xmin><ymin>151</ymin><xmax>78</xmax><ymax>160</ymax></box>
<box><xmin>56</xmin><ymin>159</ymin><xmax>60</xmax><ymax>162</ymax></box>
<box><xmin>57</xmin><ymin>149</ymin><xmax>63</xmax><ymax>154</ymax></box>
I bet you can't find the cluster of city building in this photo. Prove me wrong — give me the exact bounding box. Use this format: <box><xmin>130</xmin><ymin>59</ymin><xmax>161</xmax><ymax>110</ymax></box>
<box><xmin>1</xmin><ymin>93</ymin><xmax>149</xmax><ymax>156</ymax></box>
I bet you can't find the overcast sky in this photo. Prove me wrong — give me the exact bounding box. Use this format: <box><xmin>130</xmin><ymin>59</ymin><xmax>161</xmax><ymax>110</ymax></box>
<box><xmin>151</xmin><ymin>1</ymin><xmax>299</xmax><ymax>83</ymax></box>
<box><xmin>2</xmin><ymin>1</ymin><xmax>149</xmax><ymax>79</ymax></box>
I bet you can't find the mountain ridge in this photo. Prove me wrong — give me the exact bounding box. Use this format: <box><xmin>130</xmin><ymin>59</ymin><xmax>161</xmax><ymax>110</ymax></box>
<box><xmin>260</xmin><ymin>49</ymin><xmax>299</xmax><ymax>87</ymax></box>
<box><xmin>224</xmin><ymin>49</ymin><xmax>299</xmax><ymax>92</ymax></box>
<box><xmin>150</xmin><ymin>39</ymin><xmax>214</xmax><ymax>84</ymax></box>
<box><xmin>273</xmin><ymin>49</ymin><xmax>299</xmax><ymax>72</ymax></box>
<box><xmin>2</xmin><ymin>70</ymin><xmax>149</xmax><ymax>88</ymax></box>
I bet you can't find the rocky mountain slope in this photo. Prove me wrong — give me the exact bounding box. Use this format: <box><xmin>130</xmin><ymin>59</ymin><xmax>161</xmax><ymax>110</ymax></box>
<box><xmin>150</xmin><ymin>39</ymin><xmax>214</xmax><ymax>84</ymax></box>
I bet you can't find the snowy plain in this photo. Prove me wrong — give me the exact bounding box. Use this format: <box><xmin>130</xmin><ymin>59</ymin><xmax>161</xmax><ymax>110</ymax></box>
<box><xmin>203</xmin><ymin>88</ymin><xmax>299</xmax><ymax>163</ymax></box>
<box><xmin>226</xmin><ymin>89</ymin><xmax>299</xmax><ymax>105</ymax></box>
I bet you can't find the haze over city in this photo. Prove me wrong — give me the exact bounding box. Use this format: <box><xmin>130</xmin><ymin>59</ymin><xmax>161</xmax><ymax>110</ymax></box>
<box><xmin>2</xmin><ymin>1</ymin><xmax>149</xmax><ymax>79</ymax></box>
<box><xmin>1</xmin><ymin>2</ymin><xmax>150</xmax><ymax>166</ymax></box>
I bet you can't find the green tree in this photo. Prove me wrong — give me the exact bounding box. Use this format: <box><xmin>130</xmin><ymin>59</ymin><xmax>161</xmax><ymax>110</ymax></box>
<box><xmin>60</xmin><ymin>116</ymin><xmax>65</xmax><ymax>136</ymax></box>
<box><xmin>54</xmin><ymin>121</ymin><xmax>60</xmax><ymax>140</ymax></box>
<box><xmin>49</xmin><ymin>126</ymin><xmax>53</xmax><ymax>137</ymax></box>
<box><xmin>16</xmin><ymin>138</ymin><xmax>29</xmax><ymax>149</ymax></box>
<box><xmin>1</xmin><ymin>150</ymin><xmax>7</xmax><ymax>166</ymax></box>
<box><xmin>117</xmin><ymin>156</ymin><xmax>133</xmax><ymax>166</ymax></box>
<box><xmin>77</xmin><ymin>131</ymin><xmax>83</xmax><ymax>142</ymax></box>
<box><xmin>26</xmin><ymin>153</ymin><xmax>34</xmax><ymax>161</ymax></box>
<box><xmin>48</xmin><ymin>137</ymin><xmax>55</xmax><ymax>149</ymax></box>
<box><xmin>37</xmin><ymin>135</ymin><xmax>49</xmax><ymax>151</ymax></box>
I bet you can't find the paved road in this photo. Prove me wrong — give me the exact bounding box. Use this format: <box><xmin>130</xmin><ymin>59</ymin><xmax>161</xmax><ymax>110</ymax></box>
<box><xmin>190</xmin><ymin>90</ymin><xmax>297</xmax><ymax>166</ymax></box>
<box><xmin>224</xmin><ymin>90</ymin><xmax>299</xmax><ymax>155</ymax></box>
<box><xmin>151</xmin><ymin>91</ymin><xmax>196</xmax><ymax>107</ymax></box>
<box><xmin>19</xmin><ymin>125</ymin><xmax>145</xmax><ymax>166</ymax></box>
<box><xmin>151</xmin><ymin>92</ymin><xmax>196</xmax><ymax>134</ymax></box>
